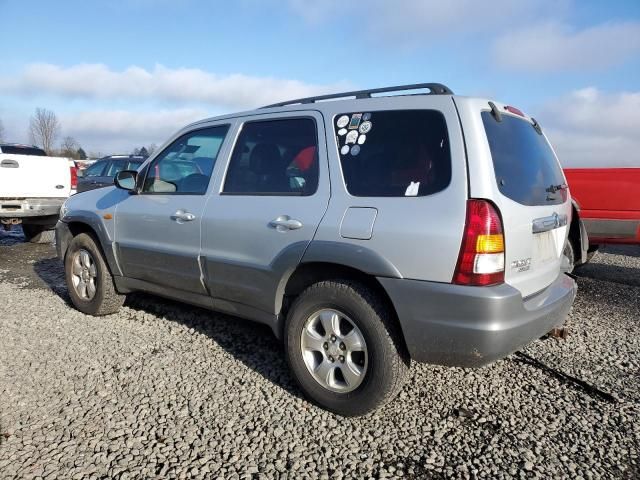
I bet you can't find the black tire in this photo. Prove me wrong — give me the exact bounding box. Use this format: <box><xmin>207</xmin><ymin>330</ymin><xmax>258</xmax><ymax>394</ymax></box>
<box><xmin>285</xmin><ymin>280</ymin><xmax>409</xmax><ymax>416</ymax></box>
<box><xmin>64</xmin><ymin>233</ymin><xmax>124</xmax><ymax>315</ymax></box>
<box><xmin>22</xmin><ymin>225</ymin><xmax>55</xmax><ymax>244</ymax></box>
<box><xmin>562</xmin><ymin>239</ymin><xmax>576</xmax><ymax>273</ymax></box>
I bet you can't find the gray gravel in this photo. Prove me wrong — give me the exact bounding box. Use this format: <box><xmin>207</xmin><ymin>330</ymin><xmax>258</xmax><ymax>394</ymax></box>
<box><xmin>0</xmin><ymin>229</ymin><xmax>639</xmax><ymax>479</ymax></box>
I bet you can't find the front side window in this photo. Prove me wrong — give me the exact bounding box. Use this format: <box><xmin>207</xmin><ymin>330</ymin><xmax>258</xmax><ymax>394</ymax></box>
<box><xmin>334</xmin><ymin>110</ymin><xmax>451</xmax><ymax>197</ymax></box>
<box><xmin>105</xmin><ymin>160</ymin><xmax>128</xmax><ymax>177</ymax></box>
<box><xmin>223</xmin><ymin>118</ymin><xmax>319</xmax><ymax>196</ymax></box>
<box><xmin>83</xmin><ymin>160</ymin><xmax>107</xmax><ymax>177</ymax></box>
<box><xmin>128</xmin><ymin>160</ymin><xmax>144</xmax><ymax>171</ymax></box>
<box><xmin>142</xmin><ymin>125</ymin><xmax>229</xmax><ymax>194</ymax></box>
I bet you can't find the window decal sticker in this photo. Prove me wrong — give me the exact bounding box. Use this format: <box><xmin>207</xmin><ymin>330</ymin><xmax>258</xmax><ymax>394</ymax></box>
<box><xmin>349</xmin><ymin>113</ymin><xmax>363</xmax><ymax>130</ymax></box>
<box><xmin>405</xmin><ymin>181</ymin><xmax>420</xmax><ymax>196</ymax></box>
<box><xmin>357</xmin><ymin>134</ymin><xmax>366</xmax><ymax>145</ymax></box>
<box><xmin>363</xmin><ymin>112</ymin><xmax>372</xmax><ymax>121</ymax></box>
<box><xmin>345</xmin><ymin>130</ymin><xmax>359</xmax><ymax>144</ymax></box>
<box><xmin>350</xmin><ymin>145</ymin><xmax>361</xmax><ymax>156</ymax></box>
<box><xmin>337</xmin><ymin>128</ymin><xmax>347</xmax><ymax>136</ymax></box>
<box><xmin>340</xmin><ymin>145</ymin><xmax>350</xmax><ymax>155</ymax></box>
<box><xmin>359</xmin><ymin>121</ymin><xmax>372</xmax><ymax>134</ymax></box>
<box><xmin>336</xmin><ymin>115</ymin><xmax>349</xmax><ymax>128</ymax></box>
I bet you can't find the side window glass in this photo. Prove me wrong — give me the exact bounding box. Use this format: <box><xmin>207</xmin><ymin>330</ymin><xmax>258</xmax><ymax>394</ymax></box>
<box><xmin>334</xmin><ymin>110</ymin><xmax>451</xmax><ymax>197</ymax></box>
<box><xmin>223</xmin><ymin>118</ymin><xmax>318</xmax><ymax>196</ymax></box>
<box><xmin>128</xmin><ymin>160</ymin><xmax>144</xmax><ymax>171</ymax></box>
<box><xmin>142</xmin><ymin>125</ymin><xmax>230</xmax><ymax>194</ymax></box>
<box><xmin>84</xmin><ymin>161</ymin><xmax>106</xmax><ymax>177</ymax></box>
<box><xmin>105</xmin><ymin>160</ymin><xmax>127</xmax><ymax>177</ymax></box>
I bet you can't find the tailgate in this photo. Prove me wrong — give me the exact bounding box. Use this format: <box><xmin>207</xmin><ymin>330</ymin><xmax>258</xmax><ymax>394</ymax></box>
<box><xmin>480</xmin><ymin>107</ymin><xmax>571</xmax><ymax>298</ymax></box>
<box><xmin>0</xmin><ymin>154</ymin><xmax>70</xmax><ymax>198</ymax></box>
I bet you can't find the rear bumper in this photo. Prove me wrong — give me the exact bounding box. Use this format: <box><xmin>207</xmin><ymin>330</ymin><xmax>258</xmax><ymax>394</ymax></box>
<box><xmin>0</xmin><ymin>197</ymin><xmax>65</xmax><ymax>219</ymax></box>
<box><xmin>378</xmin><ymin>274</ymin><xmax>577</xmax><ymax>367</ymax></box>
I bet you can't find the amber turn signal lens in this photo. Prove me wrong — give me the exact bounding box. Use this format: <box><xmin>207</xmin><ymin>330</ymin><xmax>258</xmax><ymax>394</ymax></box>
<box><xmin>475</xmin><ymin>234</ymin><xmax>504</xmax><ymax>254</ymax></box>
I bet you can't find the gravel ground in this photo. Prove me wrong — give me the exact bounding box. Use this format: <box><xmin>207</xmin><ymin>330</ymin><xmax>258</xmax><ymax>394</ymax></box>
<box><xmin>0</xmin><ymin>227</ymin><xmax>639</xmax><ymax>479</ymax></box>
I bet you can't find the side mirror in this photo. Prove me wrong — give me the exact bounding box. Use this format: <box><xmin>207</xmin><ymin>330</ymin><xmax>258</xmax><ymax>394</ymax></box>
<box><xmin>115</xmin><ymin>170</ymin><xmax>138</xmax><ymax>191</ymax></box>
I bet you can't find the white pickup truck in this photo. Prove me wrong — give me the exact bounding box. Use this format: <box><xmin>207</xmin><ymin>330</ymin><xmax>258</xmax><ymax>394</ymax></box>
<box><xmin>0</xmin><ymin>144</ymin><xmax>77</xmax><ymax>243</ymax></box>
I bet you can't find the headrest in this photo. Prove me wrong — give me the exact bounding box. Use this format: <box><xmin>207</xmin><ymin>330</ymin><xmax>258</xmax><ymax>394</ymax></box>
<box><xmin>292</xmin><ymin>146</ymin><xmax>316</xmax><ymax>172</ymax></box>
<box><xmin>250</xmin><ymin>144</ymin><xmax>281</xmax><ymax>174</ymax></box>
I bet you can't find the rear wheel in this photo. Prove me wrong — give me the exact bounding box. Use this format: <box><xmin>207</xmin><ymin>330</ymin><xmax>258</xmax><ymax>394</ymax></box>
<box><xmin>64</xmin><ymin>233</ymin><xmax>124</xmax><ymax>315</ymax></box>
<box><xmin>285</xmin><ymin>280</ymin><xmax>409</xmax><ymax>416</ymax></box>
<box><xmin>562</xmin><ymin>239</ymin><xmax>576</xmax><ymax>273</ymax></box>
<box><xmin>22</xmin><ymin>224</ymin><xmax>55</xmax><ymax>244</ymax></box>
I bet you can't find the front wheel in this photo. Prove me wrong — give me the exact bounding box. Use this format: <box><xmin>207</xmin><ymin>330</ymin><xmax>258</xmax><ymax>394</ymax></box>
<box><xmin>64</xmin><ymin>233</ymin><xmax>125</xmax><ymax>315</ymax></box>
<box><xmin>285</xmin><ymin>280</ymin><xmax>409</xmax><ymax>416</ymax></box>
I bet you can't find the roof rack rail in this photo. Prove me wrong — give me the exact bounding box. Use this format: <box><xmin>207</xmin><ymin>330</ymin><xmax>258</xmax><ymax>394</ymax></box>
<box><xmin>261</xmin><ymin>82</ymin><xmax>454</xmax><ymax>108</ymax></box>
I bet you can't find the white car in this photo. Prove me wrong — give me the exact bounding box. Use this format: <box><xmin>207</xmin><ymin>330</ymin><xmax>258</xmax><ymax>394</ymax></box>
<box><xmin>0</xmin><ymin>143</ymin><xmax>77</xmax><ymax>243</ymax></box>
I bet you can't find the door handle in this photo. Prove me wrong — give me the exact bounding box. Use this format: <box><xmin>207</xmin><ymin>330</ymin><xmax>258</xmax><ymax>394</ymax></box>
<box><xmin>171</xmin><ymin>210</ymin><xmax>196</xmax><ymax>223</ymax></box>
<box><xmin>269</xmin><ymin>215</ymin><xmax>303</xmax><ymax>232</ymax></box>
<box><xmin>532</xmin><ymin>213</ymin><xmax>567</xmax><ymax>234</ymax></box>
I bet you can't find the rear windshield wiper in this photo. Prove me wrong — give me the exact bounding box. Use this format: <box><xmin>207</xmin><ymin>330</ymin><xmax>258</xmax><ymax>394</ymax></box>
<box><xmin>545</xmin><ymin>183</ymin><xmax>568</xmax><ymax>194</ymax></box>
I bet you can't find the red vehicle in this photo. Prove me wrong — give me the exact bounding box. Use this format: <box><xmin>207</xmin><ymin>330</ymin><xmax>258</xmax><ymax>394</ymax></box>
<box><xmin>564</xmin><ymin>168</ymin><xmax>640</xmax><ymax>270</ymax></box>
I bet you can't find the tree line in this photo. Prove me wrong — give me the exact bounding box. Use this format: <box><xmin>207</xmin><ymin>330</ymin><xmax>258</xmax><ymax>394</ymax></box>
<box><xmin>0</xmin><ymin>108</ymin><xmax>156</xmax><ymax>160</ymax></box>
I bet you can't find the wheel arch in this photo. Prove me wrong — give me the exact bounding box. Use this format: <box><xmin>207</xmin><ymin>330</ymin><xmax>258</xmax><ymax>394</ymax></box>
<box><xmin>569</xmin><ymin>199</ymin><xmax>589</xmax><ymax>265</ymax></box>
<box><xmin>278</xmin><ymin>261</ymin><xmax>407</xmax><ymax>352</ymax></box>
<box><xmin>63</xmin><ymin>220</ymin><xmax>122</xmax><ymax>276</ymax></box>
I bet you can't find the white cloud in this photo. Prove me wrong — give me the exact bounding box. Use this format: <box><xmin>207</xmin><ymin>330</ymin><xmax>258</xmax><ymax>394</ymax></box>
<box><xmin>2</xmin><ymin>63</ymin><xmax>348</xmax><ymax>109</ymax></box>
<box><xmin>494</xmin><ymin>21</ymin><xmax>640</xmax><ymax>72</ymax></box>
<box><xmin>57</xmin><ymin>108</ymin><xmax>209</xmax><ymax>155</ymax></box>
<box><xmin>538</xmin><ymin>88</ymin><xmax>640</xmax><ymax>167</ymax></box>
<box><xmin>286</xmin><ymin>0</ymin><xmax>561</xmax><ymax>45</ymax></box>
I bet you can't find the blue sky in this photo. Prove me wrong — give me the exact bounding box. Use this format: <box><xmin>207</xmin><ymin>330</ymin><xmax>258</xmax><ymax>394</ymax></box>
<box><xmin>1</xmin><ymin>0</ymin><xmax>639</xmax><ymax>165</ymax></box>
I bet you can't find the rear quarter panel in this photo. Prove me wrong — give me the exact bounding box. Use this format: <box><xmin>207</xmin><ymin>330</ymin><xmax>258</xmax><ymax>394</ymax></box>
<box><xmin>310</xmin><ymin>95</ymin><xmax>468</xmax><ymax>282</ymax></box>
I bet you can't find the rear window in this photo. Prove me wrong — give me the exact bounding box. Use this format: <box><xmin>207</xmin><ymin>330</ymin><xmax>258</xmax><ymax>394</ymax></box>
<box><xmin>0</xmin><ymin>145</ymin><xmax>47</xmax><ymax>156</ymax></box>
<box><xmin>482</xmin><ymin>112</ymin><xmax>565</xmax><ymax>206</ymax></box>
<box><xmin>334</xmin><ymin>110</ymin><xmax>451</xmax><ymax>197</ymax></box>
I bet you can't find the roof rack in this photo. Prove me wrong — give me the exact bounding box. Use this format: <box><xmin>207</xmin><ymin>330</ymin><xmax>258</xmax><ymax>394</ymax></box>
<box><xmin>261</xmin><ymin>82</ymin><xmax>454</xmax><ymax>108</ymax></box>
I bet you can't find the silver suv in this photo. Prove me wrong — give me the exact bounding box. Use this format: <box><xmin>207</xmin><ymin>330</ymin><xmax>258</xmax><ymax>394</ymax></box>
<box><xmin>56</xmin><ymin>83</ymin><xmax>577</xmax><ymax>416</ymax></box>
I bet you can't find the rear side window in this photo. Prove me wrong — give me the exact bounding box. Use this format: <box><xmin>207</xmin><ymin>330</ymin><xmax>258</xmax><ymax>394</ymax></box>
<box><xmin>334</xmin><ymin>110</ymin><xmax>451</xmax><ymax>197</ymax></box>
<box><xmin>223</xmin><ymin>118</ymin><xmax>319</xmax><ymax>196</ymax></box>
<box><xmin>482</xmin><ymin>112</ymin><xmax>565</xmax><ymax>206</ymax></box>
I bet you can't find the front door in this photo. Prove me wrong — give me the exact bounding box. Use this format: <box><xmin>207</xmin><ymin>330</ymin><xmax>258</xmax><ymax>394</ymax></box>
<box><xmin>201</xmin><ymin>112</ymin><xmax>330</xmax><ymax>315</ymax></box>
<box><xmin>115</xmin><ymin>124</ymin><xmax>231</xmax><ymax>294</ymax></box>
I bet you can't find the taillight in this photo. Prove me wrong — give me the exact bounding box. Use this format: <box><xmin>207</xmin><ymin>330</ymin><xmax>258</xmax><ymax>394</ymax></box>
<box><xmin>453</xmin><ymin>199</ymin><xmax>505</xmax><ymax>286</ymax></box>
<box><xmin>70</xmin><ymin>166</ymin><xmax>78</xmax><ymax>190</ymax></box>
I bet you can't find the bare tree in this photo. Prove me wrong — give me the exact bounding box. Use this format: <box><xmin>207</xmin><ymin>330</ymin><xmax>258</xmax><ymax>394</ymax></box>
<box><xmin>28</xmin><ymin>108</ymin><xmax>60</xmax><ymax>154</ymax></box>
<box><xmin>0</xmin><ymin>118</ymin><xmax>5</xmax><ymax>143</ymax></box>
<box><xmin>60</xmin><ymin>136</ymin><xmax>79</xmax><ymax>159</ymax></box>
<box><xmin>147</xmin><ymin>143</ymin><xmax>157</xmax><ymax>156</ymax></box>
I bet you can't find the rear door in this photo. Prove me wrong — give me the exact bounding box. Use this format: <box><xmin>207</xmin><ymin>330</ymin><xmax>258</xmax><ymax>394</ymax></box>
<box><xmin>201</xmin><ymin>112</ymin><xmax>330</xmax><ymax>315</ymax></box>
<box><xmin>468</xmin><ymin>101</ymin><xmax>571</xmax><ymax>297</ymax></box>
<box><xmin>0</xmin><ymin>154</ymin><xmax>70</xmax><ymax>197</ymax></box>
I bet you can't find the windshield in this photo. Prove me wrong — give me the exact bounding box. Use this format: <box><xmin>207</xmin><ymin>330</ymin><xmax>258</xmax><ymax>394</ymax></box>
<box><xmin>482</xmin><ymin>112</ymin><xmax>566</xmax><ymax>206</ymax></box>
